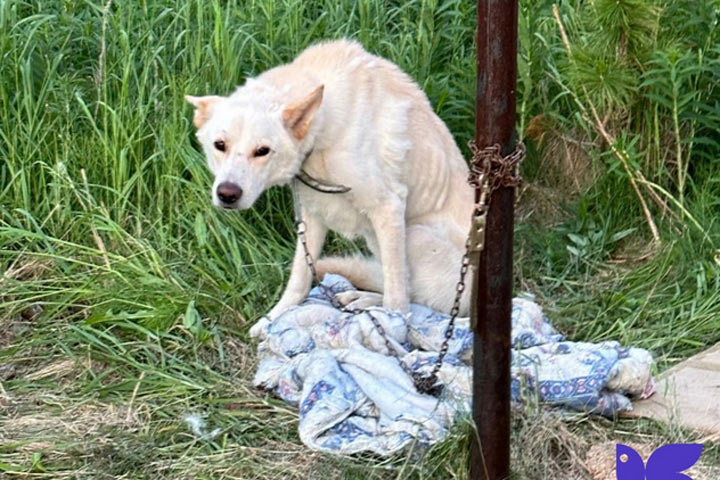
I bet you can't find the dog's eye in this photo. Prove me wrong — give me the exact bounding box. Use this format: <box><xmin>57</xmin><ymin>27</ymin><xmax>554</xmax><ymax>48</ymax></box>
<box><xmin>254</xmin><ymin>146</ymin><xmax>271</xmax><ymax>157</ymax></box>
<box><xmin>213</xmin><ymin>140</ymin><xmax>226</xmax><ymax>152</ymax></box>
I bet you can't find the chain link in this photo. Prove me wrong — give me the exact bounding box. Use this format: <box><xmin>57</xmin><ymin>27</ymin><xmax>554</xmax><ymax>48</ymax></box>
<box><xmin>295</xmin><ymin>216</ymin><xmax>418</xmax><ymax>383</ymax></box>
<box><xmin>291</xmin><ymin>141</ymin><xmax>525</xmax><ymax>396</ymax></box>
<box><xmin>418</xmin><ymin>238</ymin><xmax>472</xmax><ymax>393</ymax></box>
<box><xmin>468</xmin><ymin>141</ymin><xmax>525</xmax><ymax>191</ymax></box>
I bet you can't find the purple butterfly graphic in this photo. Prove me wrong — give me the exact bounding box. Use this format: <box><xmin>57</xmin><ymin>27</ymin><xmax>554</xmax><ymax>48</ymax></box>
<box><xmin>616</xmin><ymin>444</ymin><xmax>703</xmax><ymax>480</ymax></box>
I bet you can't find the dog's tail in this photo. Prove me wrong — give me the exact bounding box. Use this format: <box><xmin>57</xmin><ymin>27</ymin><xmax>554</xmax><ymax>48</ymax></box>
<box><xmin>315</xmin><ymin>255</ymin><xmax>383</xmax><ymax>292</ymax></box>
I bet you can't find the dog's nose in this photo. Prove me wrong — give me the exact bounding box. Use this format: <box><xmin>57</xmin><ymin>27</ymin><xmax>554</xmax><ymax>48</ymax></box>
<box><xmin>216</xmin><ymin>182</ymin><xmax>243</xmax><ymax>206</ymax></box>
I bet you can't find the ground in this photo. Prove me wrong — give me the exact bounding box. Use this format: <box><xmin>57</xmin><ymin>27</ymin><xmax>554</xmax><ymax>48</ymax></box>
<box><xmin>1</xmin><ymin>0</ymin><xmax>720</xmax><ymax>478</ymax></box>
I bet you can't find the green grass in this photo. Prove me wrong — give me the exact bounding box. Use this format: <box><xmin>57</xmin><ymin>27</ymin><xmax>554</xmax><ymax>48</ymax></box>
<box><xmin>1</xmin><ymin>0</ymin><xmax>719</xmax><ymax>478</ymax></box>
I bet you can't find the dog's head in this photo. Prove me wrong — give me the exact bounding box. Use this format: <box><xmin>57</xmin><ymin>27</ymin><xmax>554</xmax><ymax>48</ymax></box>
<box><xmin>186</xmin><ymin>83</ymin><xmax>324</xmax><ymax>210</ymax></box>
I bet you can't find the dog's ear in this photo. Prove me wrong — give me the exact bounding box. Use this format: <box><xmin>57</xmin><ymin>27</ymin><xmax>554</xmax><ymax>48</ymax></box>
<box><xmin>282</xmin><ymin>85</ymin><xmax>324</xmax><ymax>140</ymax></box>
<box><xmin>185</xmin><ymin>95</ymin><xmax>221</xmax><ymax>128</ymax></box>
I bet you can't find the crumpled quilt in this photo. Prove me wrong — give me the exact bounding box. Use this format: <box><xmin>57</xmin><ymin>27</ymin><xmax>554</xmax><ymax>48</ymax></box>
<box><xmin>251</xmin><ymin>274</ymin><xmax>655</xmax><ymax>455</ymax></box>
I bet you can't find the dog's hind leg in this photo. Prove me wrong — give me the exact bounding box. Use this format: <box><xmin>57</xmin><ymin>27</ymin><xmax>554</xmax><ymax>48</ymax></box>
<box><xmin>315</xmin><ymin>255</ymin><xmax>383</xmax><ymax>292</ymax></box>
<box><xmin>315</xmin><ymin>255</ymin><xmax>385</xmax><ymax>310</ymax></box>
<box><xmin>406</xmin><ymin>224</ymin><xmax>472</xmax><ymax>315</ymax></box>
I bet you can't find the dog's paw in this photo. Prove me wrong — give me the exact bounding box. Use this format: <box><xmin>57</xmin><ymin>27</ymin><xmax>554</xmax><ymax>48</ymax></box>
<box><xmin>251</xmin><ymin>300</ymin><xmax>297</xmax><ymax>339</ymax></box>
<box><xmin>267</xmin><ymin>302</ymin><xmax>294</xmax><ymax>321</ymax></box>
<box><xmin>249</xmin><ymin>316</ymin><xmax>271</xmax><ymax>339</ymax></box>
<box><xmin>335</xmin><ymin>290</ymin><xmax>384</xmax><ymax>311</ymax></box>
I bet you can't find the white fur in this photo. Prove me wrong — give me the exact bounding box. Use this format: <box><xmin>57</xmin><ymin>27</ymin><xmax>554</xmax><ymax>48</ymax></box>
<box><xmin>187</xmin><ymin>39</ymin><xmax>474</xmax><ymax>321</ymax></box>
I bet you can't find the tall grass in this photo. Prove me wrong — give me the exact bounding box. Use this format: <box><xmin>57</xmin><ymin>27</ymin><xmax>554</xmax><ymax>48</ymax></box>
<box><xmin>1</xmin><ymin>0</ymin><xmax>719</xmax><ymax>478</ymax></box>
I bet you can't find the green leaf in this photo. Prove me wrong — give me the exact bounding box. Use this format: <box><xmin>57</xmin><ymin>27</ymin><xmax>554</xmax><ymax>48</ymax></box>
<box><xmin>30</xmin><ymin>452</ymin><xmax>46</xmax><ymax>473</ymax></box>
<box><xmin>567</xmin><ymin>233</ymin><xmax>589</xmax><ymax>247</ymax></box>
<box><xmin>194</xmin><ymin>212</ymin><xmax>207</xmax><ymax>247</ymax></box>
<box><xmin>183</xmin><ymin>300</ymin><xmax>202</xmax><ymax>335</ymax></box>
<box><xmin>0</xmin><ymin>462</ymin><xmax>22</xmax><ymax>472</ymax></box>
<box><xmin>611</xmin><ymin>228</ymin><xmax>637</xmax><ymax>243</ymax></box>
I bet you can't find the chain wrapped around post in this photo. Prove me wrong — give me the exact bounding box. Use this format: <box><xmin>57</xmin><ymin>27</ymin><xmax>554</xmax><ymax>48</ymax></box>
<box><xmin>418</xmin><ymin>140</ymin><xmax>525</xmax><ymax>392</ymax></box>
<box><xmin>290</xmin><ymin>140</ymin><xmax>525</xmax><ymax>396</ymax></box>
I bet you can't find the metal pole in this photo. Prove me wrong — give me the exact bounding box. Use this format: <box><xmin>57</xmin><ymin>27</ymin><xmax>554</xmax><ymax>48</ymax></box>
<box><xmin>470</xmin><ymin>1</ymin><xmax>519</xmax><ymax>479</ymax></box>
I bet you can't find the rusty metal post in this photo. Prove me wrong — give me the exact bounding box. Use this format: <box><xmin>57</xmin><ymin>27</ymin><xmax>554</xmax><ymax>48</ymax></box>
<box><xmin>470</xmin><ymin>1</ymin><xmax>519</xmax><ymax>479</ymax></box>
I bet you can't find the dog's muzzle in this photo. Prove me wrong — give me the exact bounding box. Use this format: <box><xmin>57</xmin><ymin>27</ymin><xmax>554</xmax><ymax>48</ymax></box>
<box><xmin>216</xmin><ymin>182</ymin><xmax>243</xmax><ymax>208</ymax></box>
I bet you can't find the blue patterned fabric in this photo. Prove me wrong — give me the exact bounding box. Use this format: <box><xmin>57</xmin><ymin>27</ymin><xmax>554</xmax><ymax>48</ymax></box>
<box><xmin>252</xmin><ymin>274</ymin><xmax>655</xmax><ymax>455</ymax></box>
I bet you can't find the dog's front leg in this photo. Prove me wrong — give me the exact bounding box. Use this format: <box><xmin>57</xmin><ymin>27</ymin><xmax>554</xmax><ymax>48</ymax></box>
<box><xmin>267</xmin><ymin>207</ymin><xmax>327</xmax><ymax>320</ymax></box>
<box><xmin>368</xmin><ymin>197</ymin><xmax>409</xmax><ymax>312</ymax></box>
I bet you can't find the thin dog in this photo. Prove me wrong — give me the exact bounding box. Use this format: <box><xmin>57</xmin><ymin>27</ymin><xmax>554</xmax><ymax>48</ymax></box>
<box><xmin>187</xmin><ymin>40</ymin><xmax>474</xmax><ymax>330</ymax></box>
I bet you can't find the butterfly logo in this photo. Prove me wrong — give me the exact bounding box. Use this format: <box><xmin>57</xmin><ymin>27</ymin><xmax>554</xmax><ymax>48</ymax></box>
<box><xmin>616</xmin><ymin>444</ymin><xmax>703</xmax><ymax>480</ymax></box>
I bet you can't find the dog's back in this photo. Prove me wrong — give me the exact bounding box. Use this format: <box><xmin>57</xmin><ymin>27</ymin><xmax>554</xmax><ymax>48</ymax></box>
<box><xmin>259</xmin><ymin>40</ymin><xmax>472</xmax><ymax>230</ymax></box>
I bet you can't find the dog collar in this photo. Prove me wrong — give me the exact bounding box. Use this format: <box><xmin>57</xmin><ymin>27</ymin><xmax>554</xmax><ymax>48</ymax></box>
<box><xmin>295</xmin><ymin>170</ymin><xmax>351</xmax><ymax>194</ymax></box>
<box><xmin>294</xmin><ymin>149</ymin><xmax>351</xmax><ymax>194</ymax></box>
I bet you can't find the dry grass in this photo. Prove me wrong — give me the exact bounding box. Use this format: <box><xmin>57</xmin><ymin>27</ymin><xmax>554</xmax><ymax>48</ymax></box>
<box><xmin>525</xmin><ymin>115</ymin><xmax>598</xmax><ymax>197</ymax></box>
<box><xmin>1</xmin><ymin>0</ymin><xmax>719</xmax><ymax>477</ymax></box>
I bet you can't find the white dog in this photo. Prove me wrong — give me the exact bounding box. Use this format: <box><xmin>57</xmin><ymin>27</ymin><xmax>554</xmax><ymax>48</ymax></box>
<box><xmin>187</xmin><ymin>39</ymin><xmax>474</xmax><ymax>325</ymax></box>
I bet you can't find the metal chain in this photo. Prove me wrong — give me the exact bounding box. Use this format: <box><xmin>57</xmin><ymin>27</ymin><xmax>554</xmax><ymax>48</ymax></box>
<box><xmin>416</xmin><ymin>239</ymin><xmax>472</xmax><ymax>394</ymax></box>
<box><xmin>295</xmin><ymin>215</ymin><xmax>418</xmax><ymax>383</ymax></box>
<box><xmin>290</xmin><ymin>141</ymin><xmax>525</xmax><ymax>396</ymax></box>
<box><xmin>292</xmin><ymin>179</ymin><xmax>415</xmax><ymax>381</ymax></box>
<box><xmin>468</xmin><ymin>141</ymin><xmax>525</xmax><ymax>191</ymax></box>
<box><xmin>414</xmin><ymin>141</ymin><xmax>525</xmax><ymax>393</ymax></box>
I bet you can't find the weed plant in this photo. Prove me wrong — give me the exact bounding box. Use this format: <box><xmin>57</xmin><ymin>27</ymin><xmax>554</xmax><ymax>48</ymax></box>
<box><xmin>1</xmin><ymin>0</ymin><xmax>719</xmax><ymax>478</ymax></box>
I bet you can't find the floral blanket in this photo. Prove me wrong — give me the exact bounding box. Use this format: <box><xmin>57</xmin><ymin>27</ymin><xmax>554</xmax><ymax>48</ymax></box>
<box><xmin>251</xmin><ymin>274</ymin><xmax>655</xmax><ymax>455</ymax></box>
